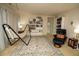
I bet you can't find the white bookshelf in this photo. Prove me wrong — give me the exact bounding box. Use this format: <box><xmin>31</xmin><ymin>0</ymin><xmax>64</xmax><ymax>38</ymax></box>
<box><xmin>29</xmin><ymin>17</ymin><xmax>43</xmax><ymax>36</ymax></box>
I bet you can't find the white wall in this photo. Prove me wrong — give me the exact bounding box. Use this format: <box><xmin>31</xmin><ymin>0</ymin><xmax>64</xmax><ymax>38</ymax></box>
<box><xmin>57</xmin><ymin>8</ymin><xmax>79</xmax><ymax>38</ymax></box>
<box><xmin>19</xmin><ymin>12</ymin><xmax>54</xmax><ymax>36</ymax></box>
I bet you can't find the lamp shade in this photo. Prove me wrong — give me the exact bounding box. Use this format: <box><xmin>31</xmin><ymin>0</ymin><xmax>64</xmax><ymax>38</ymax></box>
<box><xmin>19</xmin><ymin>24</ymin><xmax>22</xmax><ymax>28</ymax></box>
<box><xmin>74</xmin><ymin>24</ymin><xmax>79</xmax><ymax>33</ymax></box>
<box><xmin>74</xmin><ymin>28</ymin><xmax>79</xmax><ymax>33</ymax></box>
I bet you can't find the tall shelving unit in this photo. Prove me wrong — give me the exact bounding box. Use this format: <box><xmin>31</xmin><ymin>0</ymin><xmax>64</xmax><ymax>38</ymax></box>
<box><xmin>56</xmin><ymin>17</ymin><xmax>65</xmax><ymax>34</ymax></box>
<box><xmin>29</xmin><ymin>17</ymin><xmax>43</xmax><ymax>36</ymax></box>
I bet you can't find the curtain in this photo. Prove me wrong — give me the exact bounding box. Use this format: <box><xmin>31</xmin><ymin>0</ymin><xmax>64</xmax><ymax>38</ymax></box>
<box><xmin>0</xmin><ymin>8</ymin><xmax>5</xmax><ymax>51</ymax></box>
<box><xmin>0</xmin><ymin>6</ymin><xmax>19</xmax><ymax>51</ymax></box>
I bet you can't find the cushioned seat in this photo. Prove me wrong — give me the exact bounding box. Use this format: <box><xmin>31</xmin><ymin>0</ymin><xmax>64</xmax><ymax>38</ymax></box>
<box><xmin>53</xmin><ymin>38</ymin><xmax>64</xmax><ymax>45</ymax></box>
<box><xmin>53</xmin><ymin>34</ymin><xmax>67</xmax><ymax>48</ymax></box>
<box><xmin>53</xmin><ymin>29</ymin><xmax>67</xmax><ymax>48</ymax></box>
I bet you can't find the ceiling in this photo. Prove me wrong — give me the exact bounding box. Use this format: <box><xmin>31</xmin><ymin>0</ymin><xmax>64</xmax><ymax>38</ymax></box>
<box><xmin>17</xmin><ymin>3</ymin><xmax>79</xmax><ymax>15</ymax></box>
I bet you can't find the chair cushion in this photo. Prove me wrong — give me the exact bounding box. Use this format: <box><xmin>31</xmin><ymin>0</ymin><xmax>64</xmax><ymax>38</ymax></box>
<box><xmin>57</xmin><ymin>34</ymin><xmax>65</xmax><ymax>39</ymax></box>
<box><xmin>53</xmin><ymin>38</ymin><xmax>64</xmax><ymax>44</ymax></box>
<box><xmin>57</xmin><ymin>34</ymin><xmax>61</xmax><ymax>38</ymax></box>
<box><xmin>60</xmin><ymin>35</ymin><xmax>64</xmax><ymax>39</ymax></box>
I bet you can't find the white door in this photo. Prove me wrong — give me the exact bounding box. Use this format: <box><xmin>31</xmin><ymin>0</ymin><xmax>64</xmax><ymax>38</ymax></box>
<box><xmin>47</xmin><ymin>17</ymin><xmax>54</xmax><ymax>35</ymax></box>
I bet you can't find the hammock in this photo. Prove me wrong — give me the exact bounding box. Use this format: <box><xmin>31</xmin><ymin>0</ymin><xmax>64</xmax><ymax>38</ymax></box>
<box><xmin>2</xmin><ymin>24</ymin><xmax>31</xmax><ymax>46</ymax></box>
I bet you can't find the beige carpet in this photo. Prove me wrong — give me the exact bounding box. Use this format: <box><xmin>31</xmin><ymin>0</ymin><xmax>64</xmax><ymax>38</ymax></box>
<box><xmin>8</xmin><ymin>36</ymin><xmax>63</xmax><ymax>56</ymax></box>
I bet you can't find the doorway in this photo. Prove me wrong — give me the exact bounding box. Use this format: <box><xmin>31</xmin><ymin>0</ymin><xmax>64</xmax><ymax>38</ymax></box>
<box><xmin>47</xmin><ymin>17</ymin><xmax>54</xmax><ymax>35</ymax></box>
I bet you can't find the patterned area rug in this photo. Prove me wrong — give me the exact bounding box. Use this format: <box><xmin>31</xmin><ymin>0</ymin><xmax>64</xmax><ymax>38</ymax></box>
<box><xmin>10</xmin><ymin>37</ymin><xmax>64</xmax><ymax>56</ymax></box>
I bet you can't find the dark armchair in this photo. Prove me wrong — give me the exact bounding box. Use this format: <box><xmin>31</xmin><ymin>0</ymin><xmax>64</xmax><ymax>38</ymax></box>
<box><xmin>53</xmin><ymin>29</ymin><xmax>67</xmax><ymax>48</ymax></box>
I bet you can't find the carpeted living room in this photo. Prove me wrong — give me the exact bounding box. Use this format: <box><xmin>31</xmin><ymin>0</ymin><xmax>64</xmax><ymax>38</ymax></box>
<box><xmin>0</xmin><ymin>3</ymin><xmax>79</xmax><ymax>56</ymax></box>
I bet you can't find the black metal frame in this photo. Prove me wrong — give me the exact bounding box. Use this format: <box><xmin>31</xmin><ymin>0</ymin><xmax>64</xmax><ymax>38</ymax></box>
<box><xmin>2</xmin><ymin>24</ymin><xmax>31</xmax><ymax>46</ymax></box>
<box><xmin>18</xmin><ymin>24</ymin><xmax>28</xmax><ymax>34</ymax></box>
